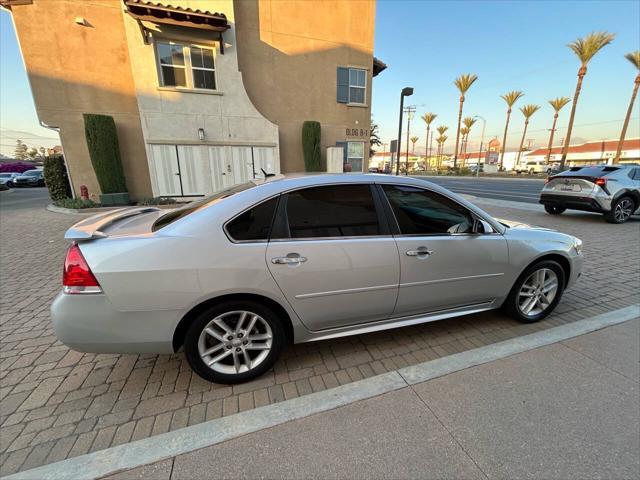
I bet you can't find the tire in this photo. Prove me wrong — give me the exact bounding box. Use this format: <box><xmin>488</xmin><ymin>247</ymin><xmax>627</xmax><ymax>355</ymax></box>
<box><xmin>544</xmin><ymin>205</ymin><xmax>566</xmax><ymax>215</ymax></box>
<box><xmin>504</xmin><ymin>260</ymin><xmax>565</xmax><ymax>323</ymax></box>
<box><xmin>184</xmin><ymin>300</ymin><xmax>286</xmax><ymax>384</ymax></box>
<box><xmin>604</xmin><ymin>196</ymin><xmax>635</xmax><ymax>224</ymax></box>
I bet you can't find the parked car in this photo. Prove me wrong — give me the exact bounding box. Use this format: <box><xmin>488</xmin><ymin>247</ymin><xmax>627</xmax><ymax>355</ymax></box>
<box><xmin>0</xmin><ymin>172</ymin><xmax>21</xmax><ymax>188</ymax></box>
<box><xmin>515</xmin><ymin>161</ymin><xmax>551</xmax><ymax>175</ymax></box>
<box><xmin>12</xmin><ymin>169</ymin><xmax>45</xmax><ymax>187</ymax></box>
<box><xmin>469</xmin><ymin>165</ymin><xmax>484</xmax><ymax>174</ymax></box>
<box><xmin>540</xmin><ymin>164</ymin><xmax>640</xmax><ymax>223</ymax></box>
<box><xmin>52</xmin><ymin>174</ymin><xmax>583</xmax><ymax>384</ymax></box>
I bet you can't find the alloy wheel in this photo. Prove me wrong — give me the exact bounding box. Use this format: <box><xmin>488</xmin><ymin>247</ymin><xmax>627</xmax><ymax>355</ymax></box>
<box><xmin>197</xmin><ymin>310</ymin><xmax>273</xmax><ymax>375</ymax></box>
<box><xmin>614</xmin><ymin>198</ymin><xmax>633</xmax><ymax>223</ymax></box>
<box><xmin>517</xmin><ymin>268</ymin><xmax>558</xmax><ymax>317</ymax></box>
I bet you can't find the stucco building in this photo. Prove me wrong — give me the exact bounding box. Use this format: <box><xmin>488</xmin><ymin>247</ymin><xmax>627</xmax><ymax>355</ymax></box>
<box><xmin>2</xmin><ymin>0</ymin><xmax>383</xmax><ymax>200</ymax></box>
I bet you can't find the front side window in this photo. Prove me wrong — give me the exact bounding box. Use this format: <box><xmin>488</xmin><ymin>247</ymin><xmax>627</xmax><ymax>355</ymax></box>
<box><xmin>226</xmin><ymin>197</ymin><xmax>278</xmax><ymax>242</ymax></box>
<box><xmin>156</xmin><ymin>41</ymin><xmax>216</xmax><ymax>90</ymax></box>
<box><xmin>383</xmin><ymin>185</ymin><xmax>474</xmax><ymax>235</ymax></box>
<box><xmin>275</xmin><ymin>185</ymin><xmax>380</xmax><ymax>239</ymax></box>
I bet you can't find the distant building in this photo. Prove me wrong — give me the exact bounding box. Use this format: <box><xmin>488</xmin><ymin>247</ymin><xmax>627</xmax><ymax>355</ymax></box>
<box><xmin>525</xmin><ymin>138</ymin><xmax>640</xmax><ymax>166</ymax></box>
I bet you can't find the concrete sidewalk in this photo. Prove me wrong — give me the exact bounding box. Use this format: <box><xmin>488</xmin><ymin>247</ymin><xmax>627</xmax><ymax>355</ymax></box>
<box><xmin>105</xmin><ymin>318</ymin><xmax>639</xmax><ymax>480</ymax></box>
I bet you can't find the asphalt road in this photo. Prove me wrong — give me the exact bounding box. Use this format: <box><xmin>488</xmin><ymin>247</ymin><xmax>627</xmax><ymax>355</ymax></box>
<box><xmin>412</xmin><ymin>176</ymin><xmax>545</xmax><ymax>204</ymax></box>
<box><xmin>0</xmin><ymin>187</ymin><xmax>50</xmax><ymax>210</ymax></box>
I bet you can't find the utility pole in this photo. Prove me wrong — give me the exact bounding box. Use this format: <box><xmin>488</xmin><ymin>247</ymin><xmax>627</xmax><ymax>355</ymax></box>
<box><xmin>404</xmin><ymin>105</ymin><xmax>416</xmax><ymax>175</ymax></box>
<box><xmin>428</xmin><ymin>130</ymin><xmax>434</xmax><ymax>171</ymax></box>
<box><xmin>396</xmin><ymin>87</ymin><xmax>414</xmax><ymax>176</ymax></box>
<box><xmin>474</xmin><ymin>115</ymin><xmax>486</xmax><ymax>178</ymax></box>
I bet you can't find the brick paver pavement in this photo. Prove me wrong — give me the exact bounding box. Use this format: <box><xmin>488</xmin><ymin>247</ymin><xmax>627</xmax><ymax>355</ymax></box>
<box><xmin>1</xmin><ymin>191</ymin><xmax>639</xmax><ymax>475</ymax></box>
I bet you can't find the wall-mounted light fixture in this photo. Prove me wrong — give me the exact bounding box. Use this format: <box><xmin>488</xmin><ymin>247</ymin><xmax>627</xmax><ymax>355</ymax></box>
<box><xmin>75</xmin><ymin>17</ymin><xmax>89</xmax><ymax>26</ymax></box>
<box><xmin>198</xmin><ymin>128</ymin><xmax>205</xmax><ymax>141</ymax></box>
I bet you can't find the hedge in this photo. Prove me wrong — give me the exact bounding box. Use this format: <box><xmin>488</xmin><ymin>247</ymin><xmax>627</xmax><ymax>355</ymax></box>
<box><xmin>83</xmin><ymin>113</ymin><xmax>127</xmax><ymax>194</ymax></box>
<box><xmin>302</xmin><ymin>121</ymin><xmax>321</xmax><ymax>172</ymax></box>
<box><xmin>43</xmin><ymin>154</ymin><xmax>72</xmax><ymax>201</ymax></box>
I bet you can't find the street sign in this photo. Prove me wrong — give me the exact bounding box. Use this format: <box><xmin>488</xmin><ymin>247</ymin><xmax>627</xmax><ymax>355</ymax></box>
<box><xmin>390</xmin><ymin>140</ymin><xmax>397</xmax><ymax>153</ymax></box>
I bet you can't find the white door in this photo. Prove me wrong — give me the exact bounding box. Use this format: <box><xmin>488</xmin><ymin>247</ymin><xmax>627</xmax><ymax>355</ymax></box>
<box><xmin>177</xmin><ymin>146</ymin><xmax>210</xmax><ymax>195</ymax></box>
<box><xmin>252</xmin><ymin>147</ymin><xmax>278</xmax><ymax>177</ymax></box>
<box><xmin>150</xmin><ymin>145</ymin><xmax>181</xmax><ymax>196</ymax></box>
<box><xmin>230</xmin><ymin>146</ymin><xmax>255</xmax><ymax>184</ymax></box>
<box><xmin>207</xmin><ymin>146</ymin><xmax>233</xmax><ymax>191</ymax></box>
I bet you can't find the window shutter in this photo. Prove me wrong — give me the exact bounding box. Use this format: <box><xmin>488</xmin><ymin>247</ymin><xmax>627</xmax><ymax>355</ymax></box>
<box><xmin>337</xmin><ymin>67</ymin><xmax>349</xmax><ymax>103</ymax></box>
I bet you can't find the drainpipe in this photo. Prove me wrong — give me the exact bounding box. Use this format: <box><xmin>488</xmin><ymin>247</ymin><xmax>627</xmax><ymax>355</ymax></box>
<box><xmin>39</xmin><ymin>120</ymin><xmax>75</xmax><ymax>199</ymax></box>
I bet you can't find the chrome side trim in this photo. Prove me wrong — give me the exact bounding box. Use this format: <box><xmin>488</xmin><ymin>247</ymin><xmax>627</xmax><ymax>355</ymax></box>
<box><xmin>399</xmin><ymin>272</ymin><xmax>504</xmax><ymax>289</ymax></box>
<box><xmin>299</xmin><ymin>301</ymin><xmax>497</xmax><ymax>342</ymax></box>
<box><xmin>295</xmin><ymin>283</ymin><xmax>398</xmax><ymax>299</ymax></box>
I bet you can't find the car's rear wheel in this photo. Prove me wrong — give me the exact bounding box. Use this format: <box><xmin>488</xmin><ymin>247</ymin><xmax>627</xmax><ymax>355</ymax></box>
<box><xmin>184</xmin><ymin>300</ymin><xmax>286</xmax><ymax>384</ymax></box>
<box><xmin>544</xmin><ymin>205</ymin><xmax>566</xmax><ymax>215</ymax></box>
<box><xmin>604</xmin><ymin>196</ymin><xmax>635</xmax><ymax>224</ymax></box>
<box><xmin>504</xmin><ymin>260</ymin><xmax>565</xmax><ymax>323</ymax></box>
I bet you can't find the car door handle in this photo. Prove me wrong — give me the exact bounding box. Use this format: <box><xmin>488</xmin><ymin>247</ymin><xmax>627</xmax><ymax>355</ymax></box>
<box><xmin>271</xmin><ymin>255</ymin><xmax>307</xmax><ymax>265</ymax></box>
<box><xmin>406</xmin><ymin>247</ymin><xmax>433</xmax><ymax>257</ymax></box>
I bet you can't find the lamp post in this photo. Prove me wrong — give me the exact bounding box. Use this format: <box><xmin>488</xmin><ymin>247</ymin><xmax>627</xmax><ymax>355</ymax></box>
<box><xmin>474</xmin><ymin>115</ymin><xmax>486</xmax><ymax>178</ymax></box>
<box><xmin>395</xmin><ymin>87</ymin><xmax>414</xmax><ymax>175</ymax></box>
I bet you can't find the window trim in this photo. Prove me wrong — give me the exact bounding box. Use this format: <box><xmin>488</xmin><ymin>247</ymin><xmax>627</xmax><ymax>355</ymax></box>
<box><xmin>346</xmin><ymin>141</ymin><xmax>366</xmax><ymax>173</ymax></box>
<box><xmin>347</xmin><ymin>67</ymin><xmax>367</xmax><ymax>106</ymax></box>
<box><xmin>154</xmin><ymin>39</ymin><xmax>218</xmax><ymax>92</ymax></box>
<box><xmin>269</xmin><ymin>183</ymin><xmax>391</xmax><ymax>242</ymax></box>
<box><xmin>377</xmin><ymin>183</ymin><xmax>501</xmax><ymax>237</ymax></box>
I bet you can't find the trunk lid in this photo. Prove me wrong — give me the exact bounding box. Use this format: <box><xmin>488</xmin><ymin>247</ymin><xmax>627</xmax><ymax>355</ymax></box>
<box><xmin>64</xmin><ymin>207</ymin><xmax>167</xmax><ymax>241</ymax></box>
<box><xmin>544</xmin><ymin>176</ymin><xmax>596</xmax><ymax>194</ymax></box>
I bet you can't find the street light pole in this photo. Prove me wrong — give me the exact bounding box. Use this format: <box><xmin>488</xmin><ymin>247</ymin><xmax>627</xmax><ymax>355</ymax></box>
<box><xmin>474</xmin><ymin>115</ymin><xmax>486</xmax><ymax>178</ymax></box>
<box><xmin>404</xmin><ymin>106</ymin><xmax>415</xmax><ymax>176</ymax></box>
<box><xmin>395</xmin><ymin>87</ymin><xmax>414</xmax><ymax>176</ymax></box>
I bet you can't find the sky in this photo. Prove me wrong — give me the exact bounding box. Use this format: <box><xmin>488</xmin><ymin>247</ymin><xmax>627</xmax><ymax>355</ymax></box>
<box><xmin>1</xmin><ymin>0</ymin><xmax>639</xmax><ymax>157</ymax></box>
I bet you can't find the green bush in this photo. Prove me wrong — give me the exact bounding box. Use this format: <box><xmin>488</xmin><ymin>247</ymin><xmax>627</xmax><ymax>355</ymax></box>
<box><xmin>301</xmin><ymin>121</ymin><xmax>321</xmax><ymax>172</ymax></box>
<box><xmin>43</xmin><ymin>154</ymin><xmax>72</xmax><ymax>201</ymax></box>
<box><xmin>54</xmin><ymin>198</ymin><xmax>97</xmax><ymax>209</ymax></box>
<box><xmin>83</xmin><ymin>113</ymin><xmax>127</xmax><ymax>194</ymax></box>
<box><xmin>137</xmin><ymin>197</ymin><xmax>178</xmax><ymax>206</ymax></box>
<box><xmin>458</xmin><ymin>167</ymin><xmax>471</xmax><ymax>176</ymax></box>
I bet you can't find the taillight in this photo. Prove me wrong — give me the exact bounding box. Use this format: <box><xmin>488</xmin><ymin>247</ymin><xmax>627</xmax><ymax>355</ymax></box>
<box><xmin>63</xmin><ymin>243</ymin><xmax>102</xmax><ymax>294</ymax></box>
<box><xmin>545</xmin><ymin>176</ymin><xmax>555</xmax><ymax>184</ymax></box>
<box><xmin>594</xmin><ymin>177</ymin><xmax>606</xmax><ymax>187</ymax></box>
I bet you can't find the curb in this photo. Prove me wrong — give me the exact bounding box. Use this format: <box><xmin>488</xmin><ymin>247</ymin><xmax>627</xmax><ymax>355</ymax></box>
<box><xmin>6</xmin><ymin>304</ymin><xmax>638</xmax><ymax>480</ymax></box>
<box><xmin>460</xmin><ymin>194</ymin><xmax>544</xmax><ymax>212</ymax></box>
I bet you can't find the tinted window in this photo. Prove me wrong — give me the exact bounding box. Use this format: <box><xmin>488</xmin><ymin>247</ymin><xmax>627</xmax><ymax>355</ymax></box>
<box><xmin>278</xmin><ymin>185</ymin><xmax>380</xmax><ymax>239</ymax></box>
<box><xmin>226</xmin><ymin>197</ymin><xmax>278</xmax><ymax>241</ymax></box>
<box><xmin>383</xmin><ymin>185</ymin><xmax>474</xmax><ymax>235</ymax></box>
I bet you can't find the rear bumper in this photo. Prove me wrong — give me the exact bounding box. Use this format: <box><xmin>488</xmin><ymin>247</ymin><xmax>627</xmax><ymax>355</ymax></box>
<box><xmin>51</xmin><ymin>292</ymin><xmax>179</xmax><ymax>354</ymax></box>
<box><xmin>539</xmin><ymin>193</ymin><xmax>606</xmax><ymax>213</ymax></box>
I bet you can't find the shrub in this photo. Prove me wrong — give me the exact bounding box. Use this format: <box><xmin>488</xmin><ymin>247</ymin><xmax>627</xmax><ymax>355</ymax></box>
<box><xmin>83</xmin><ymin>113</ymin><xmax>127</xmax><ymax>194</ymax></box>
<box><xmin>137</xmin><ymin>197</ymin><xmax>178</xmax><ymax>206</ymax></box>
<box><xmin>301</xmin><ymin>121</ymin><xmax>321</xmax><ymax>172</ymax></box>
<box><xmin>458</xmin><ymin>167</ymin><xmax>471</xmax><ymax>176</ymax></box>
<box><xmin>54</xmin><ymin>198</ymin><xmax>97</xmax><ymax>209</ymax></box>
<box><xmin>43</xmin><ymin>154</ymin><xmax>71</xmax><ymax>201</ymax></box>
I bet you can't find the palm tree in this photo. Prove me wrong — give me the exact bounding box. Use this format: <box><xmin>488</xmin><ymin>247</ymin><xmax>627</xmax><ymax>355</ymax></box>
<box><xmin>453</xmin><ymin>74</ymin><xmax>478</xmax><ymax>168</ymax></box>
<box><xmin>459</xmin><ymin>127</ymin><xmax>469</xmax><ymax>165</ymax></box>
<box><xmin>462</xmin><ymin>116</ymin><xmax>477</xmax><ymax>158</ymax></box>
<box><xmin>560</xmin><ymin>31</ymin><xmax>616</xmax><ymax>168</ymax></box>
<box><xmin>546</xmin><ymin>97</ymin><xmax>571</xmax><ymax>162</ymax></box>
<box><xmin>499</xmin><ymin>90</ymin><xmax>524</xmax><ymax>170</ymax></box>
<box><xmin>516</xmin><ymin>104</ymin><xmax>541</xmax><ymax>165</ymax></box>
<box><xmin>410</xmin><ymin>136</ymin><xmax>419</xmax><ymax>154</ymax></box>
<box><xmin>436</xmin><ymin>135</ymin><xmax>448</xmax><ymax>168</ymax></box>
<box><xmin>615</xmin><ymin>51</ymin><xmax>640</xmax><ymax>162</ymax></box>
<box><xmin>421</xmin><ymin>113</ymin><xmax>437</xmax><ymax>167</ymax></box>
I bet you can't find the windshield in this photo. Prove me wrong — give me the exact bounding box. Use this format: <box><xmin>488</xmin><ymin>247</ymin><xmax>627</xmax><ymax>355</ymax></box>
<box><xmin>152</xmin><ymin>182</ymin><xmax>257</xmax><ymax>231</ymax></box>
<box><xmin>0</xmin><ymin>173</ymin><xmax>12</xmax><ymax>178</ymax></box>
<box><xmin>23</xmin><ymin>170</ymin><xmax>41</xmax><ymax>177</ymax></box>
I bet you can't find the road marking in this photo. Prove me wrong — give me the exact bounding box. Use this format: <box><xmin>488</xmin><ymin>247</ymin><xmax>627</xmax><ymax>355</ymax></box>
<box><xmin>7</xmin><ymin>304</ymin><xmax>638</xmax><ymax>480</ymax></box>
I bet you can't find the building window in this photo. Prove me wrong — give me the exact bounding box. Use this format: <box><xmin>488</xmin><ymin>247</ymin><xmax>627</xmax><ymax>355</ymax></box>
<box><xmin>347</xmin><ymin>142</ymin><xmax>365</xmax><ymax>172</ymax></box>
<box><xmin>337</xmin><ymin>67</ymin><xmax>367</xmax><ymax>105</ymax></box>
<box><xmin>156</xmin><ymin>41</ymin><xmax>216</xmax><ymax>91</ymax></box>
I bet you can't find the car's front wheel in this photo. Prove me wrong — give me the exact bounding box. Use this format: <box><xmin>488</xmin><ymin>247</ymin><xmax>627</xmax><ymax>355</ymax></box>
<box><xmin>544</xmin><ymin>205</ymin><xmax>566</xmax><ymax>215</ymax></box>
<box><xmin>504</xmin><ymin>260</ymin><xmax>565</xmax><ymax>323</ymax></box>
<box><xmin>604</xmin><ymin>196</ymin><xmax>635</xmax><ymax>224</ymax></box>
<box><xmin>184</xmin><ymin>300</ymin><xmax>286</xmax><ymax>384</ymax></box>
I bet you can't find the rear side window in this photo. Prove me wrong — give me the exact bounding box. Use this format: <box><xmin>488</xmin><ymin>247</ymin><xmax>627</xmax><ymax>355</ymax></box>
<box><xmin>275</xmin><ymin>184</ymin><xmax>380</xmax><ymax>239</ymax></box>
<box><xmin>383</xmin><ymin>185</ymin><xmax>474</xmax><ymax>235</ymax></box>
<box><xmin>226</xmin><ymin>197</ymin><xmax>278</xmax><ymax>242</ymax></box>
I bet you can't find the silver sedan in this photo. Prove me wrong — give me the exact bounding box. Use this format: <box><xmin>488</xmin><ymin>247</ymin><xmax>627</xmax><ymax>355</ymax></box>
<box><xmin>52</xmin><ymin>174</ymin><xmax>583</xmax><ymax>384</ymax></box>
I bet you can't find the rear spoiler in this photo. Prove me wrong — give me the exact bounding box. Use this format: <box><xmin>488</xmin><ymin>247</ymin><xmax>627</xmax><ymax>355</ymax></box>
<box><xmin>64</xmin><ymin>207</ymin><xmax>160</xmax><ymax>241</ymax></box>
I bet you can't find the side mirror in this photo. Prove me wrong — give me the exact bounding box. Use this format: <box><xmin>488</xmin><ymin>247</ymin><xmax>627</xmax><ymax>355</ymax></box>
<box><xmin>474</xmin><ymin>219</ymin><xmax>494</xmax><ymax>234</ymax></box>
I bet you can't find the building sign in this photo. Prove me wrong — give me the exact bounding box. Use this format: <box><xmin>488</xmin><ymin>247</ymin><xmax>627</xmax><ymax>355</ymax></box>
<box><xmin>345</xmin><ymin>128</ymin><xmax>368</xmax><ymax>138</ymax></box>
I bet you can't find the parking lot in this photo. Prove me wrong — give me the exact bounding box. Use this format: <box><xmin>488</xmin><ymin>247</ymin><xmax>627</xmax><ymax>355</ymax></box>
<box><xmin>1</xmin><ymin>187</ymin><xmax>639</xmax><ymax>475</ymax></box>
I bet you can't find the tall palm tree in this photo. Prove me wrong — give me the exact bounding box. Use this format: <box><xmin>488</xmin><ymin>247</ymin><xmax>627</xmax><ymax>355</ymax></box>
<box><xmin>459</xmin><ymin>127</ymin><xmax>470</xmax><ymax>165</ymax></box>
<box><xmin>615</xmin><ymin>51</ymin><xmax>640</xmax><ymax>162</ymax></box>
<box><xmin>516</xmin><ymin>104</ymin><xmax>541</xmax><ymax>165</ymax></box>
<box><xmin>421</xmin><ymin>112</ymin><xmax>437</xmax><ymax>165</ymax></box>
<box><xmin>462</xmin><ymin>116</ymin><xmax>477</xmax><ymax>157</ymax></box>
<box><xmin>499</xmin><ymin>90</ymin><xmax>524</xmax><ymax>170</ymax></box>
<box><xmin>560</xmin><ymin>31</ymin><xmax>616</xmax><ymax>168</ymax></box>
<box><xmin>453</xmin><ymin>74</ymin><xmax>478</xmax><ymax>168</ymax></box>
<box><xmin>545</xmin><ymin>97</ymin><xmax>571</xmax><ymax>162</ymax></box>
<box><xmin>410</xmin><ymin>136</ymin><xmax>419</xmax><ymax>154</ymax></box>
<box><xmin>436</xmin><ymin>135</ymin><xmax>448</xmax><ymax>168</ymax></box>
